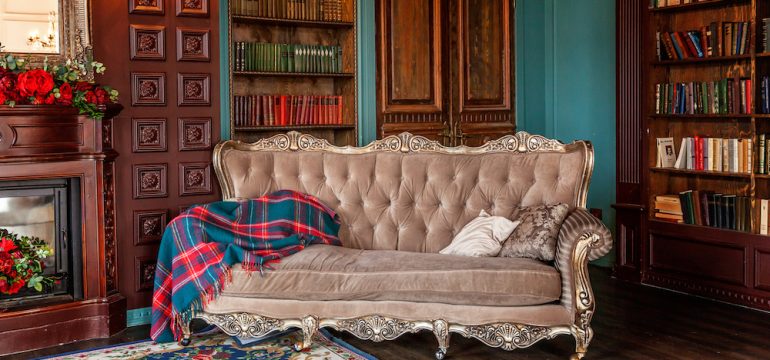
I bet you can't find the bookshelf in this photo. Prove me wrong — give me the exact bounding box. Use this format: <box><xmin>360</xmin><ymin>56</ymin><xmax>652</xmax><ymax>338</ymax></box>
<box><xmin>640</xmin><ymin>0</ymin><xmax>770</xmax><ymax>311</ymax></box>
<box><xmin>227</xmin><ymin>0</ymin><xmax>358</xmax><ymax>145</ymax></box>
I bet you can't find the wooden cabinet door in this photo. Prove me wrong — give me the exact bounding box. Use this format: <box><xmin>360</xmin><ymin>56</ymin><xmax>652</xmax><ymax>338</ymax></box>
<box><xmin>376</xmin><ymin>0</ymin><xmax>450</xmax><ymax>143</ymax></box>
<box><xmin>451</xmin><ymin>0</ymin><xmax>515</xmax><ymax>146</ymax></box>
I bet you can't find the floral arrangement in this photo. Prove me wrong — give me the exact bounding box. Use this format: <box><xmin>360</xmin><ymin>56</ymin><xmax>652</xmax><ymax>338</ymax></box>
<box><xmin>0</xmin><ymin>228</ymin><xmax>55</xmax><ymax>295</ymax></box>
<box><xmin>0</xmin><ymin>43</ymin><xmax>119</xmax><ymax>120</ymax></box>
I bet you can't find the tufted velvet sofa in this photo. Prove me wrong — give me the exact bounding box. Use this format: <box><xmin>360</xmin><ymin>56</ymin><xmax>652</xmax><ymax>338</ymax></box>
<box><xmin>182</xmin><ymin>131</ymin><xmax>613</xmax><ymax>359</ymax></box>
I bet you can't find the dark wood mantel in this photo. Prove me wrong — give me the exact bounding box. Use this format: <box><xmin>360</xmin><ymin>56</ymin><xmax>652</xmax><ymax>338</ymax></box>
<box><xmin>0</xmin><ymin>105</ymin><xmax>126</xmax><ymax>355</ymax></box>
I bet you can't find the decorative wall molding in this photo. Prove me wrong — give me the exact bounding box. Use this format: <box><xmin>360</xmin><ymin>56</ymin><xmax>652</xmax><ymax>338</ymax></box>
<box><xmin>179</xmin><ymin>162</ymin><xmax>212</xmax><ymax>196</ymax></box>
<box><xmin>177</xmin><ymin>27</ymin><xmax>210</xmax><ymax>61</ymax></box>
<box><xmin>179</xmin><ymin>117</ymin><xmax>212</xmax><ymax>150</ymax></box>
<box><xmin>133</xmin><ymin>163</ymin><xmax>168</xmax><ymax>199</ymax></box>
<box><xmin>133</xmin><ymin>209</ymin><xmax>168</xmax><ymax>246</ymax></box>
<box><xmin>177</xmin><ymin>73</ymin><xmax>211</xmax><ymax>106</ymax></box>
<box><xmin>177</xmin><ymin>0</ymin><xmax>209</xmax><ymax>17</ymax></box>
<box><xmin>130</xmin><ymin>24</ymin><xmax>166</xmax><ymax>60</ymax></box>
<box><xmin>132</xmin><ymin>118</ymin><xmax>167</xmax><ymax>152</ymax></box>
<box><xmin>129</xmin><ymin>0</ymin><xmax>164</xmax><ymax>14</ymax></box>
<box><xmin>131</xmin><ymin>72</ymin><xmax>167</xmax><ymax>106</ymax></box>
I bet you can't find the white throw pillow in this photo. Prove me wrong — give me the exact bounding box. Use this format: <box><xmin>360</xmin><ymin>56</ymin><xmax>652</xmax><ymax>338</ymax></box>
<box><xmin>439</xmin><ymin>210</ymin><xmax>520</xmax><ymax>257</ymax></box>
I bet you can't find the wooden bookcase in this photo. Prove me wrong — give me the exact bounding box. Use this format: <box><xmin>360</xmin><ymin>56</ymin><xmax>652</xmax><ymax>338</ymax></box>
<box><xmin>227</xmin><ymin>0</ymin><xmax>358</xmax><ymax>146</ymax></box>
<box><xmin>640</xmin><ymin>0</ymin><xmax>770</xmax><ymax>311</ymax></box>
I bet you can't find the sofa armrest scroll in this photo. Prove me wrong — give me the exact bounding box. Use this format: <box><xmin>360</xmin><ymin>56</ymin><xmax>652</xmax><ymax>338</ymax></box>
<box><xmin>556</xmin><ymin>208</ymin><xmax>613</xmax><ymax>263</ymax></box>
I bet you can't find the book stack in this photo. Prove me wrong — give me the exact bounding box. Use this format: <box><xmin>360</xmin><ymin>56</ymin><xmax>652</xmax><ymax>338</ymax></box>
<box><xmin>674</xmin><ymin>190</ymin><xmax>752</xmax><ymax>232</ymax></box>
<box><xmin>232</xmin><ymin>0</ymin><xmax>344</xmax><ymax>21</ymax></box>
<box><xmin>762</xmin><ymin>18</ymin><xmax>770</xmax><ymax>52</ymax></box>
<box><xmin>654</xmin><ymin>195</ymin><xmax>684</xmax><ymax>223</ymax></box>
<box><xmin>233</xmin><ymin>42</ymin><xmax>343</xmax><ymax>73</ymax></box>
<box><xmin>761</xmin><ymin>76</ymin><xmax>770</xmax><ymax>114</ymax></box>
<box><xmin>655</xmin><ymin>79</ymin><xmax>752</xmax><ymax>115</ymax></box>
<box><xmin>669</xmin><ymin>137</ymin><xmax>752</xmax><ymax>174</ymax></box>
<box><xmin>656</xmin><ymin>28</ymin><xmax>713</xmax><ymax>60</ymax></box>
<box><xmin>233</xmin><ymin>95</ymin><xmax>343</xmax><ymax>127</ymax></box>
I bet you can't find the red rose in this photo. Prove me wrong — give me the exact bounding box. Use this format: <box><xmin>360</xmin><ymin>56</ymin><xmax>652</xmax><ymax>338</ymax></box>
<box><xmin>0</xmin><ymin>92</ymin><xmax>6</xmax><ymax>105</ymax></box>
<box><xmin>57</xmin><ymin>83</ymin><xmax>73</xmax><ymax>105</ymax></box>
<box><xmin>94</xmin><ymin>87</ymin><xmax>109</xmax><ymax>105</ymax></box>
<box><xmin>0</xmin><ymin>277</ymin><xmax>7</xmax><ymax>293</ymax></box>
<box><xmin>17</xmin><ymin>69</ymin><xmax>55</xmax><ymax>97</ymax></box>
<box><xmin>75</xmin><ymin>81</ymin><xmax>93</xmax><ymax>92</ymax></box>
<box><xmin>0</xmin><ymin>72</ymin><xmax>16</xmax><ymax>93</ymax></box>
<box><xmin>44</xmin><ymin>93</ymin><xmax>55</xmax><ymax>105</ymax></box>
<box><xmin>84</xmin><ymin>90</ymin><xmax>98</xmax><ymax>104</ymax></box>
<box><xmin>0</xmin><ymin>238</ymin><xmax>17</xmax><ymax>252</ymax></box>
<box><xmin>8</xmin><ymin>279</ymin><xmax>24</xmax><ymax>294</ymax></box>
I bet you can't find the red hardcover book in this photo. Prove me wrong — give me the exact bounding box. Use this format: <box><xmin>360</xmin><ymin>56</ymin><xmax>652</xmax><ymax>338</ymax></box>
<box><xmin>694</xmin><ymin>135</ymin><xmax>703</xmax><ymax>170</ymax></box>
<box><xmin>661</xmin><ymin>33</ymin><xmax>678</xmax><ymax>60</ymax></box>
<box><xmin>673</xmin><ymin>32</ymin><xmax>693</xmax><ymax>58</ymax></box>
<box><xmin>746</xmin><ymin>79</ymin><xmax>752</xmax><ymax>114</ymax></box>
<box><xmin>337</xmin><ymin>96</ymin><xmax>342</xmax><ymax>125</ymax></box>
<box><xmin>681</xmin><ymin>31</ymin><xmax>700</xmax><ymax>58</ymax></box>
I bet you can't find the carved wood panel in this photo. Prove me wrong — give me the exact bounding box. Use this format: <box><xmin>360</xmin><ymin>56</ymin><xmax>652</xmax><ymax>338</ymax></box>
<box><xmin>376</xmin><ymin>0</ymin><xmax>447</xmax><ymax>141</ymax></box>
<box><xmin>375</xmin><ymin>0</ymin><xmax>514</xmax><ymax>145</ymax></box>
<box><xmin>454</xmin><ymin>0</ymin><xmax>514</xmax><ymax>146</ymax></box>
<box><xmin>94</xmin><ymin>0</ymin><xmax>221</xmax><ymax>311</ymax></box>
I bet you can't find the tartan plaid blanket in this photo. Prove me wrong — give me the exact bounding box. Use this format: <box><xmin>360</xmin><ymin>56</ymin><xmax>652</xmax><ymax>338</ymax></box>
<box><xmin>150</xmin><ymin>190</ymin><xmax>341</xmax><ymax>342</ymax></box>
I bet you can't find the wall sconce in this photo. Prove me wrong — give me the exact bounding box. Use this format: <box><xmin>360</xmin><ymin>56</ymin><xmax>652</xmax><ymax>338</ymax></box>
<box><xmin>26</xmin><ymin>11</ymin><xmax>57</xmax><ymax>50</ymax></box>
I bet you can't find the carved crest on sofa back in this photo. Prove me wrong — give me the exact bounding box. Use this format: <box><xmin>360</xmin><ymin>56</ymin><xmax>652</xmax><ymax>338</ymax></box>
<box><xmin>215</xmin><ymin>131</ymin><xmax>577</xmax><ymax>154</ymax></box>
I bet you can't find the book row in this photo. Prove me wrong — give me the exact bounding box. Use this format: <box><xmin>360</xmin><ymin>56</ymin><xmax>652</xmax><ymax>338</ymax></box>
<box><xmin>650</xmin><ymin>0</ymin><xmax>713</xmax><ymax>9</ymax></box>
<box><xmin>232</xmin><ymin>0</ymin><xmax>344</xmax><ymax>22</ymax></box>
<box><xmin>656</xmin><ymin>22</ymin><xmax>750</xmax><ymax>61</ymax></box>
<box><xmin>654</xmin><ymin>192</ymin><xmax>753</xmax><ymax>233</ymax></box>
<box><xmin>233</xmin><ymin>42</ymin><xmax>343</xmax><ymax>73</ymax></box>
<box><xmin>233</xmin><ymin>95</ymin><xmax>344</xmax><ymax>127</ymax></box>
<box><xmin>656</xmin><ymin>136</ymin><xmax>753</xmax><ymax>174</ymax></box>
<box><xmin>654</xmin><ymin>79</ymin><xmax>752</xmax><ymax>115</ymax></box>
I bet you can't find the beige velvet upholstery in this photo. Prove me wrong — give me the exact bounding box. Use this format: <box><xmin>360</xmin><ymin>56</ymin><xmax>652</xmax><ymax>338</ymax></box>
<box><xmin>201</xmin><ymin>132</ymin><xmax>613</xmax><ymax>357</ymax></box>
<box><xmin>205</xmin><ymin>297</ymin><xmax>573</xmax><ymax>327</ymax></box>
<box><xmin>221</xmin><ymin>244</ymin><xmax>562</xmax><ymax>306</ymax></box>
<box><xmin>220</xmin><ymin>150</ymin><xmax>588</xmax><ymax>252</ymax></box>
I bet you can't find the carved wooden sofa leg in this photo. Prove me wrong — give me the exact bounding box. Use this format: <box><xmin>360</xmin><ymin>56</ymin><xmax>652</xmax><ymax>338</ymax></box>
<box><xmin>432</xmin><ymin>319</ymin><xmax>450</xmax><ymax>360</ymax></box>
<box><xmin>570</xmin><ymin>325</ymin><xmax>593</xmax><ymax>360</ymax></box>
<box><xmin>293</xmin><ymin>316</ymin><xmax>319</xmax><ymax>351</ymax></box>
<box><xmin>179</xmin><ymin>318</ymin><xmax>192</xmax><ymax>346</ymax></box>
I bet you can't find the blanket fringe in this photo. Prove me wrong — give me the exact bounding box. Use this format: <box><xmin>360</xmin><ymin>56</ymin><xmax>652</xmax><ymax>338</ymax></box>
<box><xmin>169</xmin><ymin>260</ymin><xmax>282</xmax><ymax>341</ymax></box>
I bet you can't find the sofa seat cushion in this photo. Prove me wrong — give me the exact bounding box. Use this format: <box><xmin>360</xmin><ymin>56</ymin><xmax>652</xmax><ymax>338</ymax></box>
<box><xmin>222</xmin><ymin>244</ymin><xmax>561</xmax><ymax>307</ymax></box>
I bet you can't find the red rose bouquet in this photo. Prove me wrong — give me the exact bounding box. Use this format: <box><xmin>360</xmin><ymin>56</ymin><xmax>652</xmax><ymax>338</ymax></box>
<box><xmin>0</xmin><ymin>44</ymin><xmax>119</xmax><ymax>120</ymax></box>
<box><xmin>0</xmin><ymin>228</ymin><xmax>55</xmax><ymax>295</ymax></box>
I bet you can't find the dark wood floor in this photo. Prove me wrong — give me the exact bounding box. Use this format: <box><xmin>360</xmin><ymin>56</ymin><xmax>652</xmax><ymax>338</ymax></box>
<box><xmin>8</xmin><ymin>266</ymin><xmax>770</xmax><ymax>359</ymax></box>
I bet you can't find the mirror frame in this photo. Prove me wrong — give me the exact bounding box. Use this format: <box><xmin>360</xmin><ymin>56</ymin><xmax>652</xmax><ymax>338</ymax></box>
<box><xmin>6</xmin><ymin>0</ymin><xmax>92</xmax><ymax>73</ymax></box>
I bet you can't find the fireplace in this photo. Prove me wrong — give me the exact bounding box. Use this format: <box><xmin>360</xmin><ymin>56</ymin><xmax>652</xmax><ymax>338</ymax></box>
<box><xmin>0</xmin><ymin>178</ymin><xmax>83</xmax><ymax>308</ymax></box>
<box><xmin>0</xmin><ymin>105</ymin><xmax>125</xmax><ymax>355</ymax></box>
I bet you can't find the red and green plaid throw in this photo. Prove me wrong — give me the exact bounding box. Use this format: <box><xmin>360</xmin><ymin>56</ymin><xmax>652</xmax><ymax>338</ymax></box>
<box><xmin>151</xmin><ymin>190</ymin><xmax>341</xmax><ymax>342</ymax></box>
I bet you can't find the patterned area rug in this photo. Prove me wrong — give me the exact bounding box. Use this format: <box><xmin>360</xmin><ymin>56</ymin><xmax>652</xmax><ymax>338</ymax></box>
<box><xmin>41</xmin><ymin>328</ymin><xmax>376</xmax><ymax>360</ymax></box>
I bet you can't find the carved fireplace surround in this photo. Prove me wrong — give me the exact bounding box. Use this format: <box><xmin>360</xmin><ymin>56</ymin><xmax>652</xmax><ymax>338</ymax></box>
<box><xmin>0</xmin><ymin>105</ymin><xmax>126</xmax><ymax>355</ymax></box>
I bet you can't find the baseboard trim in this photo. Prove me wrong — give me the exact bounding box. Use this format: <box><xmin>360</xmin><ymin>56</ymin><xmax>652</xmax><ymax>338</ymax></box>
<box><xmin>127</xmin><ymin>307</ymin><xmax>151</xmax><ymax>327</ymax></box>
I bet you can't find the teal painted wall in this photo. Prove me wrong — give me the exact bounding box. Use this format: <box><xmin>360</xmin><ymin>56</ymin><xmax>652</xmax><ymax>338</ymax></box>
<box><xmin>516</xmin><ymin>0</ymin><xmax>617</xmax><ymax>266</ymax></box>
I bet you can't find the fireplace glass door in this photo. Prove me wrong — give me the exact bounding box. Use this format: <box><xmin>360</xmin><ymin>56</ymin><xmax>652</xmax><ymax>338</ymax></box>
<box><xmin>0</xmin><ymin>178</ymin><xmax>81</xmax><ymax>308</ymax></box>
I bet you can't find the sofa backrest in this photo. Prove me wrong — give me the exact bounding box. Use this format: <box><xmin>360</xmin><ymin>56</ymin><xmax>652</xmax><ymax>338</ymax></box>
<box><xmin>214</xmin><ymin>132</ymin><xmax>593</xmax><ymax>253</ymax></box>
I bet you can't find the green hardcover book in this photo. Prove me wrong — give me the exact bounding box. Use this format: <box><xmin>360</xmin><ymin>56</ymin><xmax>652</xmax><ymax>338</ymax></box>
<box><xmin>243</xmin><ymin>42</ymin><xmax>250</xmax><ymax>71</ymax></box>
<box><xmin>337</xmin><ymin>46</ymin><xmax>342</xmax><ymax>73</ymax></box>
<box><xmin>679</xmin><ymin>190</ymin><xmax>693</xmax><ymax>225</ymax></box>
<box><xmin>275</xmin><ymin>43</ymin><xmax>280</xmax><ymax>72</ymax></box>
<box><xmin>286</xmin><ymin>44</ymin><xmax>294</xmax><ymax>72</ymax></box>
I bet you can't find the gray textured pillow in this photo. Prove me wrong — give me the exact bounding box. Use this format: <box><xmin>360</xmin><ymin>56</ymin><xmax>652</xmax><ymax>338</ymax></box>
<box><xmin>499</xmin><ymin>204</ymin><xmax>570</xmax><ymax>261</ymax></box>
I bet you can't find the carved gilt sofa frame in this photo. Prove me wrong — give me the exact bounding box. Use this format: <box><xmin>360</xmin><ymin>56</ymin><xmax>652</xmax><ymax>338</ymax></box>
<box><xmin>179</xmin><ymin>131</ymin><xmax>610</xmax><ymax>360</ymax></box>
